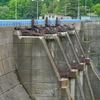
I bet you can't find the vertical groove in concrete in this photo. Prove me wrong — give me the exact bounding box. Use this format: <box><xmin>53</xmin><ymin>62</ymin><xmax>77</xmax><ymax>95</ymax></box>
<box><xmin>66</xmin><ymin>32</ymin><xmax>80</xmax><ymax>63</ymax></box>
<box><xmin>81</xmin><ymin>22</ymin><xmax>100</xmax><ymax>100</ymax></box>
<box><xmin>77</xmin><ymin>77</ymin><xmax>86</xmax><ymax>100</ymax></box>
<box><xmin>57</xmin><ymin>32</ymin><xmax>86</xmax><ymax>100</ymax></box>
<box><xmin>65</xmin><ymin>86</ymin><xmax>72</xmax><ymax>100</ymax></box>
<box><xmin>56</xmin><ymin>35</ymin><xmax>71</xmax><ymax>70</ymax></box>
<box><xmin>74</xmin><ymin>30</ymin><xmax>86</xmax><ymax>57</ymax></box>
<box><xmin>76</xmin><ymin>23</ymin><xmax>95</xmax><ymax>100</ymax></box>
<box><xmin>41</xmin><ymin>37</ymin><xmax>61</xmax><ymax>80</ymax></box>
<box><xmin>87</xmin><ymin>64</ymin><xmax>100</xmax><ymax>100</ymax></box>
<box><xmin>85</xmin><ymin>66</ymin><xmax>95</xmax><ymax>100</ymax></box>
<box><xmin>83</xmin><ymin>68</ymin><xmax>94</xmax><ymax>100</ymax></box>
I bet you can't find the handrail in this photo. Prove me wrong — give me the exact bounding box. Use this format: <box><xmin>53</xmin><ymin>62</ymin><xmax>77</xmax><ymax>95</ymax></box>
<box><xmin>0</xmin><ymin>19</ymin><xmax>81</xmax><ymax>27</ymax></box>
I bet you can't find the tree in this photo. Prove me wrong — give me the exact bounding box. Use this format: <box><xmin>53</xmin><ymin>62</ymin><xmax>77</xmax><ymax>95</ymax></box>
<box><xmin>93</xmin><ymin>0</ymin><xmax>100</xmax><ymax>4</ymax></box>
<box><xmin>91</xmin><ymin>4</ymin><xmax>100</xmax><ymax>16</ymax></box>
<box><xmin>91</xmin><ymin>4</ymin><xmax>100</xmax><ymax>12</ymax></box>
<box><xmin>66</xmin><ymin>0</ymin><xmax>78</xmax><ymax>17</ymax></box>
<box><xmin>87</xmin><ymin>0</ymin><xmax>93</xmax><ymax>7</ymax></box>
<box><xmin>0</xmin><ymin>0</ymin><xmax>99</xmax><ymax>19</ymax></box>
<box><xmin>0</xmin><ymin>0</ymin><xmax>10</xmax><ymax>6</ymax></box>
<box><xmin>96</xmin><ymin>8</ymin><xmax>100</xmax><ymax>16</ymax></box>
<box><xmin>0</xmin><ymin>6</ymin><xmax>10</xmax><ymax>19</ymax></box>
<box><xmin>7</xmin><ymin>0</ymin><xmax>42</xmax><ymax>19</ymax></box>
<box><xmin>43</xmin><ymin>3</ymin><xmax>47</xmax><ymax>13</ymax></box>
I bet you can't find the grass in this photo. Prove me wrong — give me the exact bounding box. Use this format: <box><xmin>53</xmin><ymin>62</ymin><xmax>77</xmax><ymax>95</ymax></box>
<box><xmin>87</xmin><ymin>52</ymin><xmax>89</xmax><ymax>55</ymax></box>
<box><xmin>90</xmin><ymin>52</ymin><xmax>96</xmax><ymax>54</ymax></box>
<box><xmin>98</xmin><ymin>64</ymin><xmax>100</xmax><ymax>66</ymax></box>
<box><xmin>84</xmin><ymin>40</ymin><xmax>90</xmax><ymax>42</ymax></box>
<box><xmin>84</xmin><ymin>67</ymin><xmax>86</xmax><ymax>69</ymax></box>
<box><xmin>87</xmin><ymin>13</ymin><xmax>97</xmax><ymax>15</ymax></box>
<box><xmin>91</xmin><ymin>58</ymin><xmax>93</xmax><ymax>60</ymax></box>
<box><xmin>76</xmin><ymin>74</ymin><xmax>79</xmax><ymax>78</ymax></box>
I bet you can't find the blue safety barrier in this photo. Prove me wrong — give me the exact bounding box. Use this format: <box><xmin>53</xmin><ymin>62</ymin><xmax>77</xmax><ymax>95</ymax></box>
<box><xmin>0</xmin><ymin>19</ymin><xmax>81</xmax><ymax>27</ymax></box>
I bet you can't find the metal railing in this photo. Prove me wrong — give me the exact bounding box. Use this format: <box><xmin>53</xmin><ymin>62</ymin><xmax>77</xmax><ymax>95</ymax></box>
<box><xmin>81</xmin><ymin>16</ymin><xmax>100</xmax><ymax>22</ymax></box>
<box><xmin>0</xmin><ymin>19</ymin><xmax>81</xmax><ymax>27</ymax></box>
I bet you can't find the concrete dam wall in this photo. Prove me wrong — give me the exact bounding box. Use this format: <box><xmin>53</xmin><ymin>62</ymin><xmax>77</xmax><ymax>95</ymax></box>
<box><xmin>0</xmin><ymin>21</ymin><xmax>100</xmax><ymax>100</ymax></box>
<box><xmin>81</xmin><ymin>22</ymin><xmax>100</xmax><ymax>100</ymax></box>
<box><xmin>0</xmin><ymin>27</ymin><xmax>31</xmax><ymax>100</ymax></box>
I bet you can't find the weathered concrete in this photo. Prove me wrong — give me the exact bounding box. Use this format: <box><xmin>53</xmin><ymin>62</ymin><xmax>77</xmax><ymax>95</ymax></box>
<box><xmin>0</xmin><ymin>27</ymin><xmax>32</xmax><ymax>100</ymax></box>
<box><xmin>69</xmin><ymin>28</ymin><xmax>95</xmax><ymax>100</ymax></box>
<box><xmin>14</xmin><ymin>36</ymin><xmax>69</xmax><ymax>100</ymax></box>
<box><xmin>81</xmin><ymin>22</ymin><xmax>100</xmax><ymax>100</ymax></box>
<box><xmin>0</xmin><ymin>21</ymin><xmax>100</xmax><ymax>100</ymax></box>
<box><xmin>14</xmin><ymin>33</ymin><xmax>86</xmax><ymax>100</ymax></box>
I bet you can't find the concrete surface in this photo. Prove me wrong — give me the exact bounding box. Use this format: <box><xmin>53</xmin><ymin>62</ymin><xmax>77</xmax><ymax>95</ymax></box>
<box><xmin>81</xmin><ymin>22</ymin><xmax>100</xmax><ymax>100</ymax></box>
<box><xmin>0</xmin><ymin>27</ymin><xmax>32</xmax><ymax>100</ymax></box>
<box><xmin>0</xmin><ymin>21</ymin><xmax>100</xmax><ymax>100</ymax></box>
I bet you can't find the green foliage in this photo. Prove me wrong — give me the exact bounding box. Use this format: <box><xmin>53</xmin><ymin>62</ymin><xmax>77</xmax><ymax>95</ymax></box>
<box><xmin>0</xmin><ymin>0</ymin><xmax>100</xmax><ymax>19</ymax></box>
<box><xmin>98</xmin><ymin>64</ymin><xmax>100</xmax><ymax>66</ymax></box>
<box><xmin>96</xmin><ymin>8</ymin><xmax>100</xmax><ymax>16</ymax></box>
<box><xmin>43</xmin><ymin>3</ymin><xmax>47</xmax><ymax>13</ymax></box>
<box><xmin>93</xmin><ymin>0</ymin><xmax>100</xmax><ymax>4</ymax></box>
<box><xmin>76</xmin><ymin>74</ymin><xmax>79</xmax><ymax>78</ymax></box>
<box><xmin>87</xmin><ymin>0</ymin><xmax>94</xmax><ymax>7</ymax></box>
<box><xmin>91</xmin><ymin>58</ymin><xmax>93</xmax><ymax>61</ymax></box>
<box><xmin>84</xmin><ymin>39</ymin><xmax>90</xmax><ymax>42</ymax></box>
<box><xmin>90</xmin><ymin>52</ymin><xmax>96</xmax><ymax>54</ymax></box>
<box><xmin>0</xmin><ymin>5</ymin><xmax>10</xmax><ymax>19</ymax></box>
<box><xmin>84</xmin><ymin>67</ymin><xmax>86</xmax><ymax>69</ymax></box>
<box><xmin>91</xmin><ymin>4</ymin><xmax>100</xmax><ymax>16</ymax></box>
<box><xmin>91</xmin><ymin>4</ymin><xmax>100</xmax><ymax>11</ymax></box>
<box><xmin>66</xmin><ymin>0</ymin><xmax>78</xmax><ymax>17</ymax></box>
<box><xmin>80</xmin><ymin>7</ymin><xmax>85</xmax><ymax>16</ymax></box>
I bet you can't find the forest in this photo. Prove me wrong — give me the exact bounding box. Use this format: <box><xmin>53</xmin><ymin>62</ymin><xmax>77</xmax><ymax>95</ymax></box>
<box><xmin>0</xmin><ymin>0</ymin><xmax>100</xmax><ymax>19</ymax></box>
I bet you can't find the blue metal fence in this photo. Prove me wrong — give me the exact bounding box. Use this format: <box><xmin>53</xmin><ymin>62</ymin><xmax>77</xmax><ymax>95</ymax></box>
<box><xmin>0</xmin><ymin>19</ymin><xmax>81</xmax><ymax>27</ymax></box>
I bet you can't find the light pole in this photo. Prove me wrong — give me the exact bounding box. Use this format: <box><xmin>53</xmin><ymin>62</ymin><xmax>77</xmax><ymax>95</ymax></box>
<box><xmin>53</xmin><ymin>0</ymin><xmax>54</xmax><ymax>14</ymax></box>
<box><xmin>89</xmin><ymin>7</ymin><xmax>91</xmax><ymax>16</ymax></box>
<box><xmin>61</xmin><ymin>9</ymin><xmax>63</xmax><ymax>14</ymax></box>
<box><xmin>32</xmin><ymin>0</ymin><xmax>44</xmax><ymax>19</ymax></box>
<box><xmin>65</xmin><ymin>3</ymin><xmax>71</xmax><ymax>16</ymax></box>
<box><xmin>89</xmin><ymin>7</ymin><xmax>90</xmax><ymax>16</ymax></box>
<box><xmin>85</xmin><ymin>0</ymin><xmax>88</xmax><ymax>15</ymax></box>
<box><xmin>15</xmin><ymin>0</ymin><xmax>17</xmax><ymax>19</ymax></box>
<box><xmin>81</xmin><ymin>6</ymin><xmax>84</xmax><ymax>16</ymax></box>
<box><xmin>78</xmin><ymin>0</ymin><xmax>80</xmax><ymax>19</ymax></box>
<box><xmin>53</xmin><ymin>0</ymin><xmax>60</xmax><ymax>14</ymax></box>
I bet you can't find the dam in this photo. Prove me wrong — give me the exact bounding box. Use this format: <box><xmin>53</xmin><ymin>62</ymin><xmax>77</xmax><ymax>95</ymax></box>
<box><xmin>0</xmin><ymin>17</ymin><xmax>100</xmax><ymax>100</ymax></box>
